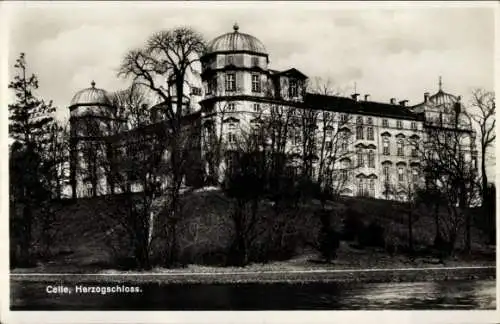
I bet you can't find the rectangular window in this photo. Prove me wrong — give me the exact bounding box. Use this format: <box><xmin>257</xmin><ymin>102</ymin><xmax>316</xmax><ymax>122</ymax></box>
<box><xmin>367</xmin><ymin>127</ymin><xmax>374</xmax><ymax>140</ymax></box>
<box><xmin>341</xmin><ymin>138</ymin><xmax>348</xmax><ymax>151</ymax></box>
<box><xmin>228</xmin><ymin>132</ymin><xmax>236</xmax><ymax>144</ymax></box>
<box><xmin>227</xmin><ymin>103</ymin><xmax>235</xmax><ymax>112</ymax></box>
<box><xmin>397</xmin><ymin>140</ymin><xmax>404</xmax><ymax>156</ymax></box>
<box><xmin>293</xmin><ymin>131</ymin><xmax>301</xmax><ymax>146</ymax></box>
<box><xmin>226</xmin><ymin>55</ymin><xmax>234</xmax><ymax>65</ymax></box>
<box><xmin>368</xmin><ymin>151</ymin><xmax>375</xmax><ymax>168</ymax></box>
<box><xmin>341</xmin><ymin>169</ymin><xmax>348</xmax><ymax>182</ymax></box>
<box><xmin>357</xmin><ymin>151</ymin><xmax>364</xmax><ymax>167</ymax></box>
<box><xmin>325</xmin><ymin>140</ymin><xmax>332</xmax><ymax>151</ymax></box>
<box><xmin>412</xmin><ymin>169</ymin><xmax>419</xmax><ymax>183</ymax></box>
<box><xmin>208</xmin><ymin>78</ymin><xmax>217</xmax><ymax>95</ymax></box>
<box><xmin>411</xmin><ymin>146</ymin><xmax>418</xmax><ymax>157</ymax></box>
<box><xmin>225</xmin><ymin>73</ymin><xmax>235</xmax><ymax>92</ymax></box>
<box><xmin>382</xmin><ymin>119</ymin><xmax>388</xmax><ymax>127</ymax></box>
<box><xmin>356</xmin><ymin>126</ymin><xmax>364</xmax><ymax>140</ymax></box>
<box><xmin>397</xmin><ymin>120</ymin><xmax>403</xmax><ymax>129</ymax></box>
<box><xmin>191</xmin><ymin>87</ymin><xmax>202</xmax><ymax>96</ymax></box>
<box><xmin>383</xmin><ymin>139</ymin><xmax>390</xmax><ymax>155</ymax></box>
<box><xmin>289</xmin><ymin>79</ymin><xmax>298</xmax><ymax>98</ymax></box>
<box><xmin>253</xmin><ymin>103</ymin><xmax>261</xmax><ymax>112</ymax></box>
<box><xmin>411</xmin><ymin>121</ymin><xmax>417</xmax><ymax>130</ymax></box>
<box><xmin>383</xmin><ymin>166</ymin><xmax>389</xmax><ymax>182</ymax></box>
<box><xmin>398</xmin><ymin>167</ymin><xmax>404</xmax><ymax>182</ymax></box>
<box><xmin>252</xmin><ymin>74</ymin><xmax>261</xmax><ymax>93</ymax></box>
<box><xmin>341</xmin><ymin>114</ymin><xmax>348</xmax><ymax>123</ymax></box>
<box><xmin>358</xmin><ymin>179</ymin><xmax>364</xmax><ymax>196</ymax></box>
<box><xmin>369</xmin><ymin>179</ymin><xmax>375</xmax><ymax>196</ymax></box>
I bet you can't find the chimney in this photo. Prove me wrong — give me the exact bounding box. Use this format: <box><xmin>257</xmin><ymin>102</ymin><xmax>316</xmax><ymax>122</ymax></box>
<box><xmin>364</xmin><ymin>94</ymin><xmax>370</xmax><ymax>101</ymax></box>
<box><xmin>424</xmin><ymin>92</ymin><xmax>430</xmax><ymax>102</ymax></box>
<box><xmin>390</xmin><ymin>98</ymin><xmax>396</xmax><ymax>105</ymax></box>
<box><xmin>351</xmin><ymin>93</ymin><xmax>360</xmax><ymax>101</ymax></box>
<box><xmin>399</xmin><ymin>100</ymin><xmax>408</xmax><ymax>107</ymax></box>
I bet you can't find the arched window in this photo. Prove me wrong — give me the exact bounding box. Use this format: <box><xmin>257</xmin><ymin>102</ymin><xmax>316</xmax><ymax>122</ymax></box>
<box><xmin>398</xmin><ymin>166</ymin><xmax>405</xmax><ymax>182</ymax></box>
<box><xmin>412</xmin><ymin>168</ymin><xmax>419</xmax><ymax>183</ymax></box>
<box><xmin>397</xmin><ymin>139</ymin><xmax>404</xmax><ymax>156</ymax></box>
<box><xmin>411</xmin><ymin>143</ymin><xmax>418</xmax><ymax>157</ymax></box>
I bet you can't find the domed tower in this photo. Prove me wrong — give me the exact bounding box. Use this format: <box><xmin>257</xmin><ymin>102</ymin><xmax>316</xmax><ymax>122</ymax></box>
<box><xmin>199</xmin><ymin>23</ymin><xmax>271</xmax><ymax>183</ymax></box>
<box><xmin>69</xmin><ymin>81</ymin><xmax>115</xmax><ymax>198</ymax></box>
<box><xmin>201</xmin><ymin>23</ymin><xmax>269</xmax><ymax>101</ymax></box>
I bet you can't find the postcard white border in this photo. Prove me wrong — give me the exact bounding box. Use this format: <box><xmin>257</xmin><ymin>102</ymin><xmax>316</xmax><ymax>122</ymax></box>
<box><xmin>1</xmin><ymin>1</ymin><xmax>498</xmax><ymax>323</ymax></box>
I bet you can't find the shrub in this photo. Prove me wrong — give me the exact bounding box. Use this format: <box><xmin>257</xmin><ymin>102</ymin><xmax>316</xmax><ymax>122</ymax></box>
<box><xmin>341</xmin><ymin>209</ymin><xmax>365</xmax><ymax>241</ymax></box>
<box><xmin>319</xmin><ymin>229</ymin><xmax>340</xmax><ymax>262</ymax></box>
<box><xmin>359</xmin><ymin>221</ymin><xmax>385</xmax><ymax>248</ymax></box>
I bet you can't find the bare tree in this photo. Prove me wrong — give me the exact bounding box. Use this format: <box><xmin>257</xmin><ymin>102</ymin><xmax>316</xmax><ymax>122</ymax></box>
<box><xmin>419</xmin><ymin>116</ymin><xmax>479</xmax><ymax>254</ymax></box>
<box><xmin>467</xmin><ymin>89</ymin><xmax>495</xmax><ymax>202</ymax></box>
<box><xmin>223</xmin><ymin>126</ymin><xmax>269</xmax><ymax>266</ymax></box>
<box><xmin>118</xmin><ymin>27</ymin><xmax>206</xmax><ymax>267</ymax></box>
<box><xmin>201</xmin><ymin>83</ymin><xmax>238</xmax><ymax>186</ymax></box>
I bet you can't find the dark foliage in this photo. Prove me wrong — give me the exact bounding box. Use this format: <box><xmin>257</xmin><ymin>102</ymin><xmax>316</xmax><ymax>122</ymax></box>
<box><xmin>359</xmin><ymin>221</ymin><xmax>386</xmax><ymax>248</ymax></box>
<box><xmin>317</xmin><ymin>210</ymin><xmax>340</xmax><ymax>262</ymax></box>
<box><xmin>341</xmin><ymin>209</ymin><xmax>365</xmax><ymax>241</ymax></box>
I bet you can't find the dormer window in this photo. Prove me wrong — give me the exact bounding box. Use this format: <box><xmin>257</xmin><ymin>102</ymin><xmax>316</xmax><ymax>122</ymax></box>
<box><xmin>289</xmin><ymin>79</ymin><xmax>298</xmax><ymax>98</ymax></box>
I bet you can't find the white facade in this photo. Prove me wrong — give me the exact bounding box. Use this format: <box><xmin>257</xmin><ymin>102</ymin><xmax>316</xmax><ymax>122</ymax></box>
<box><xmin>68</xmin><ymin>25</ymin><xmax>477</xmax><ymax>202</ymax></box>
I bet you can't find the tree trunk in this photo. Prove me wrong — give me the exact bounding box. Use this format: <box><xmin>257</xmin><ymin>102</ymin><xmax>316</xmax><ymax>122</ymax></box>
<box><xmin>481</xmin><ymin>146</ymin><xmax>488</xmax><ymax>203</ymax></box>
<box><xmin>408</xmin><ymin>210</ymin><xmax>414</xmax><ymax>254</ymax></box>
<box><xmin>433</xmin><ymin>201</ymin><xmax>443</xmax><ymax>246</ymax></box>
<box><xmin>20</xmin><ymin>203</ymin><xmax>33</xmax><ymax>266</ymax></box>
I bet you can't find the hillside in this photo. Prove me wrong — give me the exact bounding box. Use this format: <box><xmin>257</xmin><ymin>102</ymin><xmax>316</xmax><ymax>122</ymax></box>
<box><xmin>15</xmin><ymin>188</ymin><xmax>495</xmax><ymax>272</ymax></box>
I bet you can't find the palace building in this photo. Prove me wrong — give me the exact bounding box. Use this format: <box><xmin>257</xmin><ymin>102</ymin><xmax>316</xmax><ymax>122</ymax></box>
<box><xmin>67</xmin><ymin>24</ymin><xmax>477</xmax><ymax>201</ymax></box>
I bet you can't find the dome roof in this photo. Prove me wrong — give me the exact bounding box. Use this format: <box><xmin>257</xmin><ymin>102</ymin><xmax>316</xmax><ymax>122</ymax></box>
<box><xmin>428</xmin><ymin>89</ymin><xmax>459</xmax><ymax>106</ymax></box>
<box><xmin>70</xmin><ymin>81</ymin><xmax>111</xmax><ymax>106</ymax></box>
<box><xmin>207</xmin><ymin>23</ymin><xmax>267</xmax><ymax>55</ymax></box>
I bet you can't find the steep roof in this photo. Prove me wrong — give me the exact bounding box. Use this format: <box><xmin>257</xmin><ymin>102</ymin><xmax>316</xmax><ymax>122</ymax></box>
<box><xmin>304</xmin><ymin>93</ymin><xmax>424</xmax><ymax>121</ymax></box>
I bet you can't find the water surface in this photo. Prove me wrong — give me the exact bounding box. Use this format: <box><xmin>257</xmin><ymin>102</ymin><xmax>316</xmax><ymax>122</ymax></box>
<box><xmin>11</xmin><ymin>279</ymin><xmax>496</xmax><ymax>310</ymax></box>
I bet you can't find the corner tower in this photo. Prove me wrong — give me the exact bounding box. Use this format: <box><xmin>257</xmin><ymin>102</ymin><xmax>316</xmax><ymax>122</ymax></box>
<box><xmin>69</xmin><ymin>81</ymin><xmax>115</xmax><ymax>198</ymax></box>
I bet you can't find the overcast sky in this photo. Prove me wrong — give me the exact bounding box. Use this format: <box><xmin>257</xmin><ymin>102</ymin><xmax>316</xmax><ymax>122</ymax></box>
<box><xmin>3</xmin><ymin>1</ymin><xmax>496</xmax><ymax>178</ymax></box>
<box><xmin>6</xmin><ymin>1</ymin><xmax>495</xmax><ymax>120</ymax></box>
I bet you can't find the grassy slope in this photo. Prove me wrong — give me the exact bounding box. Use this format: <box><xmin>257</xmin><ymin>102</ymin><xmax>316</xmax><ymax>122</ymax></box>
<box><xmin>19</xmin><ymin>188</ymin><xmax>495</xmax><ymax>273</ymax></box>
